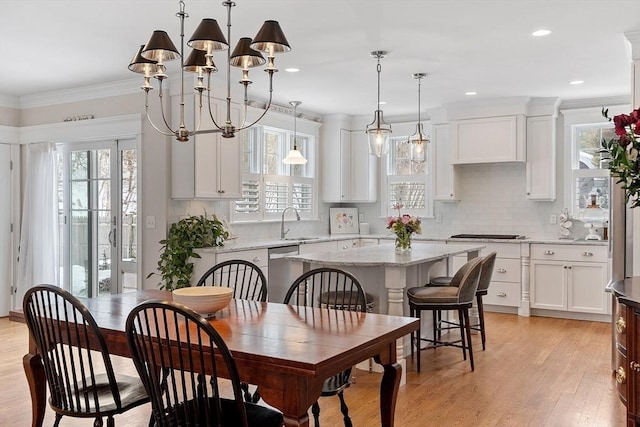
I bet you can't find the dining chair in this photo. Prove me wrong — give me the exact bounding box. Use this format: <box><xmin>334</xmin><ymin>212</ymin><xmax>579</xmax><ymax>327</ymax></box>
<box><xmin>125</xmin><ymin>299</ymin><xmax>284</xmax><ymax>427</ymax></box>
<box><xmin>407</xmin><ymin>256</ymin><xmax>483</xmax><ymax>372</ymax></box>
<box><xmin>196</xmin><ymin>259</ymin><xmax>267</xmax><ymax>302</ymax></box>
<box><xmin>196</xmin><ymin>259</ymin><xmax>267</xmax><ymax>402</ymax></box>
<box><xmin>284</xmin><ymin>267</ymin><xmax>367</xmax><ymax>427</ymax></box>
<box><xmin>22</xmin><ymin>285</ymin><xmax>150</xmax><ymax>427</ymax></box>
<box><xmin>428</xmin><ymin>252</ymin><xmax>497</xmax><ymax>350</ymax></box>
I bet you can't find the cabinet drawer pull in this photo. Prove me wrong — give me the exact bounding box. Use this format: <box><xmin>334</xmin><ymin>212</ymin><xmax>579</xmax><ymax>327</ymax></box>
<box><xmin>582</xmin><ymin>251</ymin><xmax>593</xmax><ymax>257</ymax></box>
<box><xmin>631</xmin><ymin>361</ymin><xmax>640</xmax><ymax>372</ymax></box>
<box><xmin>616</xmin><ymin>317</ymin><xmax>626</xmax><ymax>334</ymax></box>
<box><xmin>496</xmin><ymin>292</ymin><xmax>507</xmax><ymax>297</ymax></box>
<box><xmin>252</xmin><ymin>257</ymin><xmax>261</xmax><ymax>263</ymax></box>
<box><xmin>342</xmin><ymin>245</ymin><xmax>349</xmax><ymax>250</ymax></box>
<box><xmin>544</xmin><ymin>250</ymin><xmax>555</xmax><ymax>255</ymax></box>
<box><xmin>497</xmin><ymin>268</ymin><xmax>507</xmax><ymax>273</ymax></box>
<box><xmin>617</xmin><ymin>367</ymin><xmax>626</xmax><ymax>383</ymax></box>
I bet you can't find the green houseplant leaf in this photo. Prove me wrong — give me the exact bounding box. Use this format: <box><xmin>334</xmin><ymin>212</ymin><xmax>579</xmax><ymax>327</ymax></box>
<box><xmin>147</xmin><ymin>214</ymin><xmax>229</xmax><ymax>290</ymax></box>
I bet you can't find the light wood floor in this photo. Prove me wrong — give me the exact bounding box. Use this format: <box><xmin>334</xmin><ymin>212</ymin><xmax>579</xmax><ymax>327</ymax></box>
<box><xmin>0</xmin><ymin>312</ymin><xmax>625</xmax><ymax>426</ymax></box>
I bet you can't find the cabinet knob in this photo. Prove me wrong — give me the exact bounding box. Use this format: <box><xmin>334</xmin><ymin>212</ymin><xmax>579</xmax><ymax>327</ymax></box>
<box><xmin>631</xmin><ymin>361</ymin><xmax>640</xmax><ymax>372</ymax></box>
<box><xmin>496</xmin><ymin>292</ymin><xmax>507</xmax><ymax>297</ymax></box>
<box><xmin>582</xmin><ymin>251</ymin><xmax>593</xmax><ymax>257</ymax></box>
<box><xmin>527</xmin><ymin>192</ymin><xmax>530</xmax><ymax>195</ymax></box>
<box><xmin>617</xmin><ymin>367</ymin><xmax>626</xmax><ymax>383</ymax></box>
<box><xmin>497</xmin><ymin>268</ymin><xmax>507</xmax><ymax>273</ymax></box>
<box><xmin>342</xmin><ymin>245</ymin><xmax>349</xmax><ymax>250</ymax></box>
<box><xmin>616</xmin><ymin>317</ymin><xmax>626</xmax><ymax>334</ymax></box>
<box><xmin>450</xmin><ymin>193</ymin><xmax>453</xmax><ymax>197</ymax></box>
<box><xmin>253</xmin><ymin>257</ymin><xmax>261</xmax><ymax>263</ymax></box>
<box><xmin>544</xmin><ymin>250</ymin><xmax>555</xmax><ymax>255</ymax></box>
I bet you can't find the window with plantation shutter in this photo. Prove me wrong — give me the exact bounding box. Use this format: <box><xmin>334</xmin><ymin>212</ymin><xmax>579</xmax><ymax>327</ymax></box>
<box><xmin>382</xmin><ymin>137</ymin><xmax>432</xmax><ymax>218</ymax></box>
<box><xmin>232</xmin><ymin>125</ymin><xmax>317</xmax><ymax>222</ymax></box>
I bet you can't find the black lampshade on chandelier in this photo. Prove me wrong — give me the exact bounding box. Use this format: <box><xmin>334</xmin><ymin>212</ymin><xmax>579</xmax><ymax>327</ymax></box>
<box><xmin>128</xmin><ymin>0</ymin><xmax>290</xmax><ymax>141</ymax></box>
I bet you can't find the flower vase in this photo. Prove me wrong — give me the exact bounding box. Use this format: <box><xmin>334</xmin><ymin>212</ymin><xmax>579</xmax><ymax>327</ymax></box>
<box><xmin>395</xmin><ymin>234</ymin><xmax>412</xmax><ymax>254</ymax></box>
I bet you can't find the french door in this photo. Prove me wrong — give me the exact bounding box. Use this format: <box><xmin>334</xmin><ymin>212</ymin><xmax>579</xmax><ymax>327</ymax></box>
<box><xmin>59</xmin><ymin>139</ymin><xmax>138</xmax><ymax>297</ymax></box>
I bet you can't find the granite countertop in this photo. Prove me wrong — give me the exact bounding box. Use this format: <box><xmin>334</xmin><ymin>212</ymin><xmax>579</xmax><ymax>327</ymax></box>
<box><xmin>201</xmin><ymin>234</ymin><xmax>608</xmax><ymax>254</ymax></box>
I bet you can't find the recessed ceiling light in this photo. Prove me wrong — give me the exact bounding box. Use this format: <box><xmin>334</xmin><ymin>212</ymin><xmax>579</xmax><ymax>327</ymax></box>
<box><xmin>570</xmin><ymin>80</ymin><xmax>584</xmax><ymax>85</ymax></box>
<box><xmin>465</xmin><ymin>91</ymin><xmax>477</xmax><ymax>96</ymax></box>
<box><xmin>378</xmin><ymin>101</ymin><xmax>387</xmax><ymax>105</ymax></box>
<box><xmin>285</xmin><ymin>68</ymin><xmax>300</xmax><ymax>73</ymax></box>
<box><xmin>532</xmin><ymin>29</ymin><xmax>551</xmax><ymax>37</ymax></box>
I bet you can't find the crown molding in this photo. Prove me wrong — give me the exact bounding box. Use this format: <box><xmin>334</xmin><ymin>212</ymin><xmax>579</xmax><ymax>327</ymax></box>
<box><xmin>0</xmin><ymin>94</ymin><xmax>20</xmax><ymax>109</ymax></box>
<box><xmin>18</xmin><ymin>78</ymin><xmax>142</xmax><ymax>109</ymax></box>
<box><xmin>558</xmin><ymin>95</ymin><xmax>629</xmax><ymax>111</ymax></box>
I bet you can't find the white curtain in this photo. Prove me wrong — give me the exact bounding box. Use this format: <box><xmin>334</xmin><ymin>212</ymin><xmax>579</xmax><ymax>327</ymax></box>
<box><xmin>16</xmin><ymin>142</ymin><xmax>59</xmax><ymax>307</ymax></box>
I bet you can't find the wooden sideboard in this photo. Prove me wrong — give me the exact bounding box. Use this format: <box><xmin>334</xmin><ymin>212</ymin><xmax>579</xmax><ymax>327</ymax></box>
<box><xmin>610</xmin><ymin>277</ymin><xmax>640</xmax><ymax>426</ymax></box>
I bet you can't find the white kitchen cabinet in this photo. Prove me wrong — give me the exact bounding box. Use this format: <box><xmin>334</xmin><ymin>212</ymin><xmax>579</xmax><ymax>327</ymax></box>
<box><xmin>432</xmin><ymin>124</ymin><xmax>460</xmax><ymax>201</ymax></box>
<box><xmin>526</xmin><ymin>115</ymin><xmax>556</xmax><ymax>200</ymax></box>
<box><xmin>450</xmin><ymin>242</ymin><xmax>522</xmax><ymax>309</ymax></box>
<box><xmin>321</xmin><ymin>115</ymin><xmax>377</xmax><ymax>203</ymax></box>
<box><xmin>171</xmin><ymin>96</ymin><xmax>242</xmax><ymax>199</ymax></box>
<box><xmin>530</xmin><ymin>244</ymin><xmax>609</xmax><ymax>314</ymax></box>
<box><xmin>191</xmin><ymin>248</ymin><xmax>269</xmax><ymax>287</ymax></box>
<box><xmin>451</xmin><ymin>115</ymin><xmax>525</xmax><ymax>164</ymax></box>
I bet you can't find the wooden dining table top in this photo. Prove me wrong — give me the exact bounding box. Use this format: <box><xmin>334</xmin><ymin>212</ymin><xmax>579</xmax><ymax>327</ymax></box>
<box><xmin>80</xmin><ymin>289</ymin><xmax>419</xmax><ymax>379</ymax></box>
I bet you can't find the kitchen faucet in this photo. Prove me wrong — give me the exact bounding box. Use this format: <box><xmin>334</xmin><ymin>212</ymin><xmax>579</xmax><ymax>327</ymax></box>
<box><xmin>280</xmin><ymin>206</ymin><xmax>300</xmax><ymax>239</ymax></box>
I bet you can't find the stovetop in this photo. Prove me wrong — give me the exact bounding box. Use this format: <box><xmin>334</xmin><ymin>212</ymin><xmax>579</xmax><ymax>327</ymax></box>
<box><xmin>450</xmin><ymin>233</ymin><xmax>525</xmax><ymax>240</ymax></box>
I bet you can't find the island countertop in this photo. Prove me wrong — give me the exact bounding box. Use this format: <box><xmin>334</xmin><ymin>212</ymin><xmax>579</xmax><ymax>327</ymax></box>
<box><xmin>285</xmin><ymin>242</ymin><xmax>485</xmax><ymax>267</ymax></box>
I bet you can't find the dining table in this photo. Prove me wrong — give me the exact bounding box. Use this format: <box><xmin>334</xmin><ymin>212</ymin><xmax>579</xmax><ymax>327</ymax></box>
<box><xmin>18</xmin><ymin>289</ymin><xmax>419</xmax><ymax>427</ymax></box>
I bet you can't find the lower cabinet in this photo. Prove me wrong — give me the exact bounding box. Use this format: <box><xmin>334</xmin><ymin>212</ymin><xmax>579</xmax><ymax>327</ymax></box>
<box><xmin>191</xmin><ymin>248</ymin><xmax>268</xmax><ymax>287</ymax></box>
<box><xmin>450</xmin><ymin>242</ymin><xmax>522</xmax><ymax>309</ymax></box>
<box><xmin>530</xmin><ymin>244</ymin><xmax>609</xmax><ymax>314</ymax></box>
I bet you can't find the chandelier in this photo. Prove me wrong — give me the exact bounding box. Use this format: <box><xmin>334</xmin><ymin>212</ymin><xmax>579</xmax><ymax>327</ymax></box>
<box><xmin>409</xmin><ymin>73</ymin><xmax>430</xmax><ymax>163</ymax></box>
<box><xmin>128</xmin><ymin>0</ymin><xmax>290</xmax><ymax>141</ymax></box>
<box><xmin>365</xmin><ymin>51</ymin><xmax>391</xmax><ymax>157</ymax></box>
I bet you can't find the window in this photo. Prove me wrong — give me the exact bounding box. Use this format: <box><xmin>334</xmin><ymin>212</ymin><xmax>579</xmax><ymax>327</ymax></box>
<box><xmin>382</xmin><ymin>137</ymin><xmax>432</xmax><ymax>218</ymax></box>
<box><xmin>570</xmin><ymin>122</ymin><xmax>614</xmax><ymax>216</ymax></box>
<box><xmin>233</xmin><ymin>125</ymin><xmax>316</xmax><ymax>222</ymax></box>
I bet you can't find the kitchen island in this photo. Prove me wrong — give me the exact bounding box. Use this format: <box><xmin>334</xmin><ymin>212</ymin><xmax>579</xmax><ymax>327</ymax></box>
<box><xmin>286</xmin><ymin>242</ymin><xmax>484</xmax><ymax>381</ymax></box>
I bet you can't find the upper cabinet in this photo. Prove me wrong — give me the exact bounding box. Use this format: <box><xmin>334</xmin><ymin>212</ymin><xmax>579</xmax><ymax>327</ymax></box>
<box><xmin>526</xmin><ymin>115</ymin><xmax>556</xmax><ymax>200</ymax></box>
<box><xmin>171</xmin><ymin>95</ymin><xmax>242</xmax><ymax>199</ymax></box>
<box><xmin>321</xmin><ymin>115</ymin><xmax>377</xmax><ymax>203</ymax></box>
<box><xmin>432</xmin><ymin>123</ymin><xmax>459</xmax><ymax>201</ymax></box>
<box><xmin>451</xmin><ymin>115</ymin><xmax>526</xmax><ymax>164</ymax></box>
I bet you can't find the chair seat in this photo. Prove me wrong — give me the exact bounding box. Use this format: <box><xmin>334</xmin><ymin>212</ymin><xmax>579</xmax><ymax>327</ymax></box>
<box><xmin>407</xmin><ymin>285</ymin><xmax>460</xmax><ymax>304</ymax></box>
<box><xmin>321</xmin><ymin>368</ymin><xmax>352</xmax><ymax>396</ymax></box>
<box><xmin>319</xmin><ymin>291</ymin><xmax>375</xmax><ymax>312</ymax></box>
<box><xmin>169</xmin><ymin>397</ymin><xmax>283</xmax><ymax>427</ymax></box>
<box><xmin>429</xmin><ymin>276</ymin><xmax>453</xmax><ymax>286</ymax></box>
<box><xmin>52</xmin><ymin>373</ymin><xmax>149</xmax><ymax>415</ymax></box>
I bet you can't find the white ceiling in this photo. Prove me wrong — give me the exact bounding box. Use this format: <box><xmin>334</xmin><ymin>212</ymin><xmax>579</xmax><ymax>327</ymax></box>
<box><xmin>1</xmin><ymin>0</ymin><xmax>639</xmax><ymax>117</ymax></box>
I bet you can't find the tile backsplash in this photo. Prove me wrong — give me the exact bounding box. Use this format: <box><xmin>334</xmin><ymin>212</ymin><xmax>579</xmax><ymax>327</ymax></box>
<box><xmin>169</xmin><ymin>163</ymin><xmax>593</xmax><ymax>242</ymax></box>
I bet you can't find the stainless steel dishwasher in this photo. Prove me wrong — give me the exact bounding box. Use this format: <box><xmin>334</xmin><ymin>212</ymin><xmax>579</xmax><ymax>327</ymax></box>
<box><xmin>267</xmin><ymin>245</ymin><xmax>299</xmax><ymax>303</ymax></box>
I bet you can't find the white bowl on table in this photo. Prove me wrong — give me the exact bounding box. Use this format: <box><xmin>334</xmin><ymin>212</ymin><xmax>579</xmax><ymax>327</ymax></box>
<box><xmin>172</xmin><ymin>286</ymin><xmax>233</xmax><ymax>316</ymax></box>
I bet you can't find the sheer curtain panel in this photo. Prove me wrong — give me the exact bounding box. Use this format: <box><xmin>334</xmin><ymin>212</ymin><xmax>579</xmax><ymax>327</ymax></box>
<box><xmin>16</xmin><ymin>142</ymin><xmax>59</xmax><ymax>307</ymax></box>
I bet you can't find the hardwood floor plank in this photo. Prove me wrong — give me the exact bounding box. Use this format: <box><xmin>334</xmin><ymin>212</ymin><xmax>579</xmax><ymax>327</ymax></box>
<box><xmin>0</xmin><ymin>312</ymin><xmax>626</xmax><ymax>426</ymax></box>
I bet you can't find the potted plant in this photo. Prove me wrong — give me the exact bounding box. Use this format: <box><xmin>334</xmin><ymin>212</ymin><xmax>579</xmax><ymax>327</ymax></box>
<box><xmin>148</xmin><ymin>214</ymin><xmax>229</xmax><ymax>290</ymax></box>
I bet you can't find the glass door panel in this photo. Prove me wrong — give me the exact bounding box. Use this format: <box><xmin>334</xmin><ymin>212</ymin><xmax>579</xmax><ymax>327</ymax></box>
<box><xmin>119</xmin><ymin>144</ymin><xmax>137</xmax><ymax>293</ymax></box>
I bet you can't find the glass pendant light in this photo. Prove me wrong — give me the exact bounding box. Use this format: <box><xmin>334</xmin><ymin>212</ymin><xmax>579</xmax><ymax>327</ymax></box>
<box><xmin>283</xmin><ymin>101</ymin><xmax>308</xmax><ymax>165</ymax></box>
<box><xmin>409</xmin><ymin>73</ymin><xmax>430</xmax><ymax>163</ymax></box>
<box><xmin>365</xmin><ymin>51</ymin><xmax>391</xmax><ymax>157</ymax></box>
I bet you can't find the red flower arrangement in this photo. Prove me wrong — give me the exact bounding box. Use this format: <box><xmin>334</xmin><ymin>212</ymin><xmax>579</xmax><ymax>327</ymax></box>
<box><xmin>602</xmin><ymin>107</ymin><xmax>640</xmax><ymax>208</ymax></box>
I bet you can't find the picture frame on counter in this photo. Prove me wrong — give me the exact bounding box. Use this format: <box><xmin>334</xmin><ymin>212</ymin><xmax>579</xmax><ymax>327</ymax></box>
<box><xmin>329</xmin><ymin>208</ymin><xmax>359</xmax><ymax>234</ymax></box>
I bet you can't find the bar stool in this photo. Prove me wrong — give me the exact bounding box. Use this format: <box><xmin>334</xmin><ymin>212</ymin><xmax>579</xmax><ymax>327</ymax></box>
<box><xmin>427</xmin><ymin>252</ymin><xmax>497</xmax><ymax>350</ymax></box>
<box><xmin>407</xmin><ymin>257</ymin><xmax>483</xmax><ymax>372</ymax></box>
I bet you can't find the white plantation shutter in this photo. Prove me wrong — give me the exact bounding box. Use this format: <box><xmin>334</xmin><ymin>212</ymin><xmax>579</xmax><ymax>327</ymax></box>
<box><xmin>389</xmin><ymin>180</ymin><xmax>425</xmax><ymax>210</ymax></box>
<box><xmin>233</xmin><ymin>125</ymin><xmax>317</xmax><ymax>222</ymax></box>
<box><xmin>293</xmin><ymin>179</ymin><xmax>313</xmax><ymax>213</ymax></box>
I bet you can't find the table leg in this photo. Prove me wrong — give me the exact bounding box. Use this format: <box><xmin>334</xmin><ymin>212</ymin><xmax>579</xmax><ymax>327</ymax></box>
<box><xmin>23</xmin><ymin>353</ymin><xmax>46</xmax><ymax>427</ymax></box>
<box><xmin>259</xmin><ymin>376</ymin><xmax>324</xmax><ymax>427</ymax></box>
<box><xmin>375</xmin><ymin>349</ymin><xmax>401</xmax><ymax>427</ymax></box>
